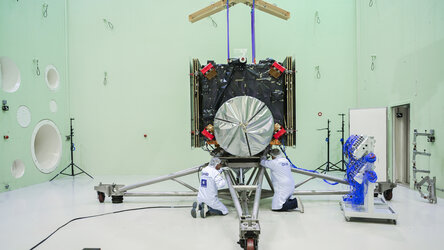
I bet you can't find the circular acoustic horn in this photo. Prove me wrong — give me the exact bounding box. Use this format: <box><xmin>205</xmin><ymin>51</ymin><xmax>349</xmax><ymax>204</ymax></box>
<box><xmin>45</xmin><ymin>65</ymin><xmax>60</xmax><ymax>90</ymax></box>
<box><xmin>17</xmin><ymin>105</ymin><xmax>32</xmax><ymax>128</ymax></box>
<box><xmin>0</xmin><ymin>56</ymin><xmax>21</xmax><ymax>93</ymax></box>
<box><xmin>31</xmin><ymin>120</ymin><xmax>62</xmax><ymax>173</ymax></box>
<box><xmin>214</xmin><ymin>96</ymin><xmax>274</xmax><ymax>157</ymax></box>
<box><xmin>11</xmin><ymin>159</ymin><xmax>25</xmax><ymax>178</ymax></box>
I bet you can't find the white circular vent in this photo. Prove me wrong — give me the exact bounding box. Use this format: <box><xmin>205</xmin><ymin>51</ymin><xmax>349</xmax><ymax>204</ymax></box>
<box><xmin>45</xmin><ymin>65</ymin><xmax>60</xmax><ymax>90</ymax></box>
<box><xmin>31</xmin><ymin>120</ymin><xmax>62</xmax><ymax>173</ymax></box>
<box><xmin>0</xmin><ymin>56</ymin><xmax>21</xmax><ymax>93</ymax></box>
<box><xmin>17</xmin><ymin>105</ymin><xmax>31</xmax><ymax>128</ymax></box>
<box><xmin>11</xmin><ymin>159</ymin><xmax>25</xmax><ymax>178</ymax></box>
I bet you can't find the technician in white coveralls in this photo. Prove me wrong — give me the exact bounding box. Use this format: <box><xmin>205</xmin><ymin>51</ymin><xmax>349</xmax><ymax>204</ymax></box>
<box><xmin>191</xmin><ymin>157</ymin><xmax>228</xmax><ymax>218</ymax></box>
<box><xmin>260</xmin><ymin>148</ymin><xmax>304</xmax><ymax>212</ymax></box>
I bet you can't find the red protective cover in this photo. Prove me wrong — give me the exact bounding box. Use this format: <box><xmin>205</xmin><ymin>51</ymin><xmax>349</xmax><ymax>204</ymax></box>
<box><xmin>273</xmin><ymin>128</ymin><xmax>287</xmax><ymax>139</ymax></box>
<box><xmin>200</xmin><ymin>63</ymin><xmax>214</xmax><ymax>75</ymax></box>
<box><xmin>201</xmin><ymin>128</ymin><xmax>215</xmax><ymax>140</ymax></box>
<box><xmin>271</xmin><ymin>62</ymin><xmax>286</xmax><ymax>72</ymax></box>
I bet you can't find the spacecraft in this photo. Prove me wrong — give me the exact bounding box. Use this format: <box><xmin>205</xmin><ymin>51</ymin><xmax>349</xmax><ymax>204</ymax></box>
<box><xmin>190</xmin><ymin>57</ymin><xmax>296</xmax><ymax>156</ymax></box>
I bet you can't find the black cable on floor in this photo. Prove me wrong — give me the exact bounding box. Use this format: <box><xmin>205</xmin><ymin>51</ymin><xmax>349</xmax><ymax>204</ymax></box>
<box><xmin>30</xmin><ymin>205</ymin><xmax>192</xmax><ymax>250</ymax></box>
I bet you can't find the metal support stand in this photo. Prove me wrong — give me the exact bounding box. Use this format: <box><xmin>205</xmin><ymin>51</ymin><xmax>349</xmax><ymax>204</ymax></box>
<box><xmin>412</xmin><ymin>129</ymin><xmax>437</xmax><ymax>204</ymax></box>
<box><xmin>50</xmin><ymin>118</ymin><xmax>93</xmax><ymax>181</ymax></box>
<box><xmin>224</xmin><ymin>167</ymin><xmax>264</xmax><ymax>249</ymax></box>
<box><xmin>94</xmin><ymin>157</ymin><xmax>352</xmax><ymax>249</ymax></box>
<box><xmin>340</xmin><ymin>182</ymin><xmax>397</xmax><ymax>224</ymax></box>
<box><xmin>334</xmin><ymin>114</ymin><xmax>346</xmax><ymax>171</ymax></box>
<box><xmin>316</xmin><ymin>119</ymin><xmax>341</xmax><ymax>172</ymax></box>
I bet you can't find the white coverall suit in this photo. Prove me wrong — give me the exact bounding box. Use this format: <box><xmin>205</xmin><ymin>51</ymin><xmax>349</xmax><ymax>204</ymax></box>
<box><xmin>197</xmin><ymin>165</ymin><xmax>229</xmax><ymax>215</ymax></box>
<box><xmin>260</xmin><ymin>156</ymin><xmax>295</xmax><ymax>210</ymax></box>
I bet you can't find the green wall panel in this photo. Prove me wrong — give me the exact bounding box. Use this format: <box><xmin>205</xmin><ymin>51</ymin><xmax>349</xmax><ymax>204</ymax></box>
<box><xmin>0</xmin><ymin>0</ymin><xmax>376</xmax><ymax>192</ymax></box>
<box><xmin>356</xmin><ymin>0</ymin><xmax>444</xmax><ymax>197</ymax></box>
<box><xmin>0</xmin><ymin>0</ymin><xmax>70</xmax><ymax>192</ymax></box>
<box><xmin>67</xmin><ymin>0</ymin><xmax>356</xmax><ymax>175</ymax></box>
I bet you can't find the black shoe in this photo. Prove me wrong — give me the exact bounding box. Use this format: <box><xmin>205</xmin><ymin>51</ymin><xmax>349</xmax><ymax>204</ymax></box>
<box><xmin>191</xmin><ymin>202</ymin><xmax>197</xmax><ymax>218</ymax></box>
<box><xmin>295</xmin><ymin>197</ymin><xmax>304</xmax><ymax>213</ymax></box>
<box><xmin>200</xmin><ymin>203</ymin><xmax>208</xmax><ymax>218</ymax></box>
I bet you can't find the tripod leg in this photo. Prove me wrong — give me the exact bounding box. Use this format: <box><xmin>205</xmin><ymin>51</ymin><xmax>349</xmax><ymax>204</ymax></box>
<box><xmin>73</xmin><ymin>163</ymin><xmax>94</xmax><ymax>179</ymax></box>
<box><xmin>334</xmin><ymin>160</ymin><xmax>346</xmax><ymax>172</ymax></box>
<box><xmin>328</xmin><ymin>161</ymin><xmax>341</xmax><ymax>171</ymax></box>
<box><xmin>50</xmin><ymin>164</ymin><xmax>74</xmax><ymax>181</ymax></box>
<box><xmin>49</xmin><ymin>173</ymin><xmax>61</xmax><ymax>182</ymax></box>
<box><xmin>315</xmin><ymin>162</ymin><xmax>328</xmax><ymax>171</ymax></box>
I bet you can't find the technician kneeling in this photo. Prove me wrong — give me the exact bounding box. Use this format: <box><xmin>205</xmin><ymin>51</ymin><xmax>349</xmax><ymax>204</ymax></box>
<box><xmin>260</xmin><ymin>148</ymin><xmax>304</xmax><ymax>212</ymax></box>
<box><xmin>191</xmin><ymin>157</ymin><xmax>228</xmax><ymax>218</ymax></box>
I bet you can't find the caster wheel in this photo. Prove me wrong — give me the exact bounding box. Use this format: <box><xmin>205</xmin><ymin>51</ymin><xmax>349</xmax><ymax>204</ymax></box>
<box><xmin>97</xmin><ymin>191</ymin><xmax>105</xmax><ymax>203</ymax></box>
<box><xmin>111</xmin><ymin>195</ymin><xmax>123</xmax><ymax>204</ymax></box>
<box><xmin>383</xmin><ymin>189</ymin><xmax>393</xmax><ymax>201</ymax></box>
<box><xmin>246</xmin><ymin>238</ymin><xmax>255</xmax><ymax>250</ymax></box>
<box><xmin>374</xmin><ymin>192</ymin><xmax>379</xmax><ymax>198</ymax></box>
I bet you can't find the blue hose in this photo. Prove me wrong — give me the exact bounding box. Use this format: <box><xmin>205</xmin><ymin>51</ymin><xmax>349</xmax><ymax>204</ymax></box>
<box><xmin>278</xmin><ymin>144</ymin><xmax>339</xmax><ymax>185</ymax></box>
<box><xmin>342</xmin><ymin>135</ymin><xmax>378</xmax><ymax>206</ymax></box>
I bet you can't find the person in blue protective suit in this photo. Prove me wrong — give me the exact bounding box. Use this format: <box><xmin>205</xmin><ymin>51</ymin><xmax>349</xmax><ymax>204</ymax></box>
<box><xmin>191</xmin><ymin>157</ymin><xmax>228</xmax><ymax>218</ymax></box>
<box><xmin>260</xmin><ymin>148</ymin><xmax>304</xmax><ymax>212</ymax></box>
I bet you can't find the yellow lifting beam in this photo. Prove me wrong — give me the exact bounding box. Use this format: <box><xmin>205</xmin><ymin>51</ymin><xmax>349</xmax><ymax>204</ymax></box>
<box><xmin>188</xmin><ymin>0</ymin><xmax>290</xmax><ymax>23</ymax></box>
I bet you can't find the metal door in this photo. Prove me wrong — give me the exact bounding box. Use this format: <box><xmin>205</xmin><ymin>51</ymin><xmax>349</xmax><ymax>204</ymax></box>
<box><xmin>392</xmin><ymin>104</ymin><xmax>410</xmax><ymax>184</ymax></box>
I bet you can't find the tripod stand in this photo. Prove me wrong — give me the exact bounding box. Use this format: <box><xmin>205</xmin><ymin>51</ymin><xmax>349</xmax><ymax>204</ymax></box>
<box><xmin>334</xmin><ymin>113</ymin><xmax>346</xmax><ymax>171</ymax></box>
<box><xmin>315</xmin><ymin>119</ymin><xmax>341</xmax><ymax>172</ymax></box>
<box><xmin>50</xmin><ymin>118</ymin><xmax>93</xmax><ymax>181</ymax></box>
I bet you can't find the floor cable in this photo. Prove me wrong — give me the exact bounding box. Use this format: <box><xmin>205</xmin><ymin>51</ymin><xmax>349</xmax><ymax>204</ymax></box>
<box><xmin>30</xmin><ymin>205</ymin><xmax>192</xmax><ymax>250</ymax></box>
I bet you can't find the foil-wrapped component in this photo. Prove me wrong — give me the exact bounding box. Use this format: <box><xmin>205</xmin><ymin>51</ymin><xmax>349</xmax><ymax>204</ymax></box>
<box><xmin>214</xmin><ymin>96</ymin><xmax>274</xmax><ymax>156</ymax></box>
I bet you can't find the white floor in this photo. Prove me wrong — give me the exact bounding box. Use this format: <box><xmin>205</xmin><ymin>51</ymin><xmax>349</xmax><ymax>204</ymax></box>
<box><xmin>1</xmin><ymin>174</ymin><xmax>444</xmax><ymax>250</ymax></box>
